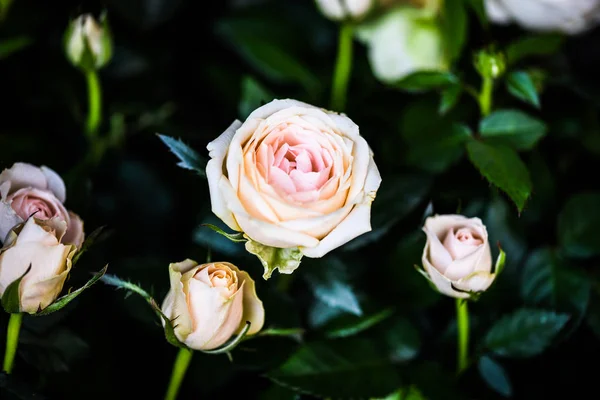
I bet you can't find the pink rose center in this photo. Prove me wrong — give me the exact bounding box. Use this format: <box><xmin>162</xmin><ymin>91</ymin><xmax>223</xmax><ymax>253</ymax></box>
<box><xmin>454</xmin><ymin>227</ymin><xmax>482</xmax><ymax>246</ymax></box>
<box><xmin>10</xmin><ymin>192</ymin><xmax>59</xmax><ymax>220</ymax></box>
<box><xmin>256</xmin><ymin>123</ymin><xmax>335</xmax><ymax>201</ymax></box>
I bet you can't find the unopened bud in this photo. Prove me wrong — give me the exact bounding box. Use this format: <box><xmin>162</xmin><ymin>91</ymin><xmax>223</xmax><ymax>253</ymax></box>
<box><xmin>64</xmin><ymin>13</ymin><xmax>112</xmax><ymax>71</ymax></box>
<box><xmin>474</xmin><ymin>48</ymin><xmax>506</xmax><ymax>79</ymax></box>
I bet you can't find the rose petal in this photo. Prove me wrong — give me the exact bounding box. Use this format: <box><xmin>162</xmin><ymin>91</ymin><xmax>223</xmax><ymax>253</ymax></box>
<box><xmin>63</xmin><ymin>211</ymin><xmax>85</xmax><ymax>249</ymax></box>
<box><xmin>422</xmin><ymin>252</ymin><xmax>469</xmax><ymax>299</ymax></box>
<box><xmin>454</xmin><ymin>271</ymin><xmax>496</xmax><ymax>293</ymax></box>
<box><xmin>443</xmin><ymin>244</ymin><xmax>487</xmax><ymax>281</ymax></box>
<box><xmin>443</xmin><ymin>227</ymin><xmax>482</xmax><ymax>260</ymax></box>
<box><xmin>0</xmin><ymin>201</ymin><xmax>22</xmax><ymax>244</ymax></box>
<box><xmin>41</xmin><ymin>166</ymin><xmax>67</xmax><ymax>203</ymax></box>
<box><xmin>226</xmin><ymin>263</ymin><xmax>265</xmax><ymax>335</ymax></box>
<box><xmin>422</xmin><ymin>227</ymin><xmax>453</xmax><ymax>273</ymax></box>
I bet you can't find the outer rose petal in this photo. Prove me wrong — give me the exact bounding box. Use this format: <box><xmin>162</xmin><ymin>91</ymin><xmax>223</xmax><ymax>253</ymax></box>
<box><xmin>454</xmin><ymin>271</ymin><xmax>496</xmax><ymax>293</ymax></box>
<box><xmin>484</xmin><ymin>0</ymin><xmax>512</xmax><ymax>24</ymax></box>
<box><xmin>443</xmin><ymin>245</ymin><xmax>486</xmax><ymax>281</ymax></box>
<box><xmin>422</xmin><ymin>248</ymin><xmax>469</xmax><ymax>299</ymax></box>
<box><xmin>0</xmin><ymin>201</ymin><xmax>22</xmax><ymax>243</ymax></box>
<box><xmin>162</xmin><ymin>260</ymin><xmax>197</xmax><ymax>341</ymax></box>
<box><xmin>301</xmin><ymin>158</ymin><xmax>382</xmax><ymax>258</ymax></box>
<box><xmin>0</xmin><ymin>163</ymin><xmax>48</xmax><ymax>194</ymax></box>
<box><xmin>206</xmin><ymin>121</ymin><xmax>243</xmax><ymax>231</ymax></box>
<box><xmin>41</xmin><ymin>166</ymin><xmax>67</xmax><ymax>203</ymax></box>
<box><xmin>231</xmin><ymin>266</ymin><xmax>265</xmax><ymax>335</ymax></box>
<box><xmin>63</xmin><ymin>211</ymin><xmax>85</xmax><ymax>249</ymax></box>
<box><xmin>422</xmin><ymin>227</ymin><xmax>453</xmax><ymax>273</ymax></box>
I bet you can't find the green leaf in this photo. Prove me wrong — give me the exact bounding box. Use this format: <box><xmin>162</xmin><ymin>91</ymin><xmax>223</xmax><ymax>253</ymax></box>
<box><xmin>201</xmin><ymin>223</ymin><xmax>247</xmax><ymax>242</ymax></box>
<box><xmin>216</xmin><ymin>17</ymin><xmax>318</xmax><ymax>93</ymax></box>
<box><xmin>506</xmin><ymin>33</ymin><xmax>565</xmax><ymax>65</ymax></box>
<box><xmin>506</xmin><ymin>71</ymin><xmax>541</xmax><ymax>108</ymax></box>
<box><xmin>35</xmin><ymin>265</ymin><xmax>108</xmax><ymax>316</ymax></box>
<box><xmin>407</xmin><ymin>123</ymin><xmax>472</xmax><ymax>173</ymax></box>
<box><xmin>100</xmin><ymin>274</ymin><xmax>187</xmax><ymax>349</ymax></box>
<box><xmin>323</xmin><ymin>308</ymin><xmax>394</xmax><ymax>339</ymax></box>
<box><xmin>244</xmin><ymin>240</ymin><xmax>303</xmax><ymax>280</ymax></box>
<box><xmin>483</xmin><ymin>308</ymin><xmax>569</xmax><ymax>358</ymax></box>
<box><xmin>374</xmin><ymin>386</ymin><xmax>426</xmax><ymax>400</ymax></box>
<box><xmin>239</xmin><ymin>76</ymin><xmax>274</xmax><ymax>120</ymax></box>
<box><xmin>0</xmin><ymin>36</ymin><xmax>33</xmax><ymax>60</ymax></box>
<box><xmin>267</xmin><ymin>339</ymin><xmax>401</xmax><ymax>398</ymax></box>
<box><xmin>441</xmin><ymin>0</ymin><xmax>468</xmax><ymax>62</ymax></box>
<box><xmin>304</xmin><ymin>257</ymin><xmax>362</xmax><ymax>316</ymax></box>
<box><xmin>72</xmin><ymin>226</ymin><xmax>108</xmax><ymax>265</ymax></box>
<box><xmin>343</xmin><ymin>173</ymin><xmax>432</xmax><ymax>250</ymax></box>
<box><xmin>1</xmin><ymin>265</ymin><xmax>30</xmax><ymax>313</ymax></box>
<box><xmin>439</xmin><ymin>84</ymin><xmax>463</xmax><ymax>115</ymax></box>
<box><xmin>558</xmin><ymin>192</ymin><xmax>600</xmax><ymax>258</ymax></box>
<box><xmin>521</xmin><ymin>248</ymin><xmax>591</xmax><ymax>338</ymax></box>
<box><xmin>157</xmin><ymin>134</ymin><xmax>206</xmax><ymax>177</ymax></box>
<box><xmin>478</xmin><ymin>356</ymin><xmax>512</xmax><ymax>397</ymax></box>
<box><xmin>466</xmin><ymin>141</ymin><xmax>532</xmax><ymax>212</ymax></box>
<box><xmin>380</xmin><ymin>318</ymin><xmax>421</xmax><ymax>363</ymax></box>
<box><xmin>395</xmin><ymin>71</ymin><xmax>459</xmax><ymax>92</ymax></box>
<box><xmin>479</xmin><ymin>109</ymin><xmax>547</xmax><ymax>150</ymax></box>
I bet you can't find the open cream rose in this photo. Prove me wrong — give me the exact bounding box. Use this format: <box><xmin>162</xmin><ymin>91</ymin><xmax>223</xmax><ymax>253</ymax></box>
<box><xmin>485</xmin><ymin>0</ymin><xmax>600</xmax><ymax>35</ymax></box>
<box><xmin>206</xmin><ymin>99</ymin><xmax>381</xmax><ymax>259</ymax></box>
<box><xmin>421</xmin><ymin>214</ymin><xmax>495</xmax><ymax>299</ymax></box>
<box><xmin>0</xmin><ymin>217</ymin><xmax>76</xmax><ymax>313</ymax></box>
<box><xmin>161</xmin><ymin>260</ymin><xmax>264</xmax><ymax>351</ymax></box>
<box><xmin>0</xmin><ymin>162</ymin><xmax>84</xmax><ymax>248</ymax></box>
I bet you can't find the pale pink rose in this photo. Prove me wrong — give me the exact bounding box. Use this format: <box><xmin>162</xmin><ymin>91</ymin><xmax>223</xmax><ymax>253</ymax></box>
<box><xmin>206</xmin><ymin>99</ymin><xmax>381</xmax><ymax>259</ymax></box>
<box><xmin>421</xmin><ymin>214</ymin><xmax>494</xmax><ymax>299</ymax></box>
<box><xmin>485</xmin><ymin>0</ymin><xmax>600</xmax><ymax>35</ymax></box>
<box><xmin>0</xmin><ymin>217</ymin><xmax>76</xmax><ymax>313</ymax></box>
<box><xmin>161</xmin><ymin>260</ymin><xmax>265</xmax><ymax>351</ymax></box>
<box><xmin>315</xmin><ymin>0</ymin><xmax>374</xmax><ymax>21</ymax></box>
<box><xmin>0</xmin><ymin>162</ymin><xmax>84</xmax><ymax>248</ymax></box>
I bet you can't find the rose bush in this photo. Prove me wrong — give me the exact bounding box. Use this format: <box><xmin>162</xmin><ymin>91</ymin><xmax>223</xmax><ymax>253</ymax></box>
<box><xmin>206</xmin><ymin>99</ymin><xmax>381</xmax><ymax>259</ymax></box>
<box><xmin>161</xmin><ymin>260</ymin><xmax>264</xmax><ymax>351</ymax></box>
<box><xmin>421</xmin><ymin>214</ymin><xmax>495</xmax><ymax>298</ymax></box>
<box><xmin>0</xmin><ymin>162</ymin><xmax>84</xmax><ymax>248</ymax></box>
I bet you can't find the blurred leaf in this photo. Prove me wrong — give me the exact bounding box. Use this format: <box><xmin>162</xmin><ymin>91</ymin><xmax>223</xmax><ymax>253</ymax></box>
<box><xmin>441</xmin><ymin>0</ymin><xmax>468</xmax><ymax>62</ymax></box>
<box><xmin>239</xmin><ymin>76</ymin><xmax>274</xmax><ymax>119</ymax></box>
<box><xmin>1</xmin><ymin>265</ymin><xmax>30</xmax><ymax>313</ymax></box>
<box><xmin>483</xmin><ymin>308</ymin><xmax>569</xmax><ymax>358</ymax></box>
<box><xmin>506</xmin><ymin>33</ymin><xmax>565</xmax><ymax>65</ymax></box>
<box><xmin>506</xmin><ymin>71</ymin><xmax>541</xmax><ymax>108</ymax></box>
<box><xmin>194</xmin><ymin>215</ymin><xmax>247</xmax><ymax>258</ymax></box>
<box><xmin>323</xmin><ymin>308</ymin><xmax>394</xmax><ymax>339</ymax></box>
<box><xmin>521</xmin><ymin>248</ymin><xmax>590</xmax><ymax>339</ymax></box>
<box><xmin>107</xmin><ymin>0</ymin><xmax>183</xmax><ymax>29</ymax></box>
<box><xmin>465</xmin><ymin>0</ymin><xmax>488</xmax><ymax>27</ymax></box>
<box><xmin>308</xmin><ymin>298</ymin><xmax>349</xmax><ymax>328</ymax></box>
<box><xmin>259</xmin><ymin>384</ymin><xmax>300</xmax><ymax>400</ymax></box>
<box><xmin>395</xmin><ymin>71</ymin><xmax>459</xmax><ymax>92</ymax></box>
<box><xmin>0</xmin><ymin>372</ymin><xmax>46</xmax><ymax>399</ymax></box>
<box><xmin>478</xmin><ymin>356</ymin><xmax>512</xmax><ymax>397</ymax></box>
<box><xmin>409</xmin><ymin>362</ymin><xmax>463</xmax><ymax>400</ymax></box>
<box><xmin>439</xmin><ymin>84</ymin><xmax>463</xmax><ymax>115</ymax></box>
<box><xmin>479</xmin><ymin>109</ymin><xmax>546</xmax><ymax>150</ymax></box>
<box><xmin>466</xmin><ymin>141</ymin><xmax>532</xmax><ymax>212</ymax></box>
<box><xmin>157</xmin><ymin>134</ymin><xmax>207</xmax><ymax>177</ymax></box>
<box><xmin>304</xmin><ymin>257</ymin><xmax>362</xmax><ymax>316</ymax></box>
<box><xmin>585</xmin><ymin>292</ymin><xmax>600</xmax><ymax>341</ymax></box>
<box><xmin>72</xmin><ymin>226</ymin><xmax>109</xmax><ymax>265</ymax></box>
<box><xmin>375</xmin><ymin>386</ymin><xmax>426</xmax><ymax>400</ymax></box>
<box><xmin>407</xmin><ymin>123</ymin><xmax>472</xmax><ymax>173</ymax></box>
<box><xmin>267</xmin><ymin>339</ymin><xmax>401</xmax><ymax>398</ymax></box>
<box><xmin>217</xmin><ymin>17</ymin><xmax>318</xmax><ymax>93</ymax></box>
<box><xmin>379</xmin><ymin>317</ymin><xmax>421</xmax><ymax>363</ymax></box>
<box><xmin>557</xmin><ymin>192</ymin><xmax>600</xmax><ymax>258</ymax></box>
<box><xmin>0</xmin><ymin>36</ymin><xmax>32</xmax><ymax>60</ymax></box>
<box><xmin>19</xmin><ymin>327</ymin><xmax>89</xmax><ymax>373</ymax></box>
<box><xmin>36</xmin><ymin>265</ymin><xmax>108</xmax><ymax>316</ymax></box>
<box><xmin>344</xmin><ymin>173</ymin><xmax>432</xmax><ymax>250</ymax></box>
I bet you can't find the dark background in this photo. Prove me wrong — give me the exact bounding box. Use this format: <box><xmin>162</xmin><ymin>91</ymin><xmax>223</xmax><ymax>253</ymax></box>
<box><xmin>1</xmin><ymin>0</ymin><xmax>600</xmax><ymax>399</ymax></box>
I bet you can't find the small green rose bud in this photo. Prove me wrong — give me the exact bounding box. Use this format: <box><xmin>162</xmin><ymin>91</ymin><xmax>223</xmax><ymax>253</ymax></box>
<box><xmin>474</xmin><ymin>48</ymin><xmax>506</xmax><ymax>80</ymax></box>
<box><xmin>64</xmin><ymin>13</ymin><xmax>113</xmax><ymax>71</ymax></box>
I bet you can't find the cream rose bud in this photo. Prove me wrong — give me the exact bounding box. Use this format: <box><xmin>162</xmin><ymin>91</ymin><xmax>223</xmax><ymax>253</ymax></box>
<box><xmin>161</xmin><ymin>260</ymin><xmax>264</xmax><ymax>351</ymax></box>
<box><xmin>485</xmin><ymin>0</ymin><xmax>600</xmax><ymax>35</ymax></box>
<box><xmin>421</xmin><ymin>215</ymin><xmax>495</xmax><ymax>299</ymax></box>
<box><xmin>0</xmin><ymin>162</ymin><xmax>84</xmax><ymax>248</ymax></box>
<box><xmin>206</xmin><ymin>99</ymin><xmax>381</xmax><ymax>259</ymax></box>
<box><xmin>355</xmin><ymin>6</ymin><xmax>447</xmax><ymax>84</ymax></box>
<box><xmin>315</xmin><ymin>0</ymin><xmax>374</xmax><ymax>21</ymax></box>
<box><xmin>0</xmin><ymin>217</ymin><xmax>75</xmax><ymax>313</ymax></box>
<box><xmin>65</xmin><ymin>13</ymin><xmax>113</xmax><ymax>70</ymax></box>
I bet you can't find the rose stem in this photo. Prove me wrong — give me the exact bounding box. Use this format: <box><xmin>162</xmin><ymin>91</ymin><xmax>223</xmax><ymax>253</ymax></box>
<box><xmin>330</xmin><ymin>22</ymin><xmax>353</xmax><ymax>112</ymax></box>
<box><xmin>164</xmin><ymin>348</ymin><xmax>193</xmax><ymax>400</ymax></box>
<box><xmin>85</xmin><ymin>68</ymin><xmax>102</xmax><ymax>139</ymax></box>
<box><xmin>2</xmin><ymin>312</ymin><xmax>23</xmax><ymax>374</ymax></box>
<box><xmin>478</xmin><ymin>76</ymin><xmax>493</xmax><ymax>117</ymax></box>
<box><xmin>455</xmin><ymin>298</ymin><xmax>469</xmax><ymax>375</ymax></box>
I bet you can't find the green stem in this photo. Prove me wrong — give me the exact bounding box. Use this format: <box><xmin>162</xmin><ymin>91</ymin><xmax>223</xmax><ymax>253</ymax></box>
<box><xmin>478</xmin><ymin>77</ymin><xmax>493</xmax><ymax>117</ymax></box>
<box><xmin>85</xmin><ymin>69</ymin><xmax>102</xmax><ymax>139</ymax></box>
<box><xmin>330</xmin><ymin>23</ymin><xmax>354</xmax><ymax>112</ymax></box>
<box><xmin>164</xmin><ymin>348</ymin><xmax>193</xmax><ymax>400</ymax></box>
<box><xmin>456</xmin><ymin>299</ymin><xmax>469</xmax><ymax>375</ymax></box>
<box><xmin>2</xmin><ymin>313</ymin><xmax>23</xmax><ymax>374</ymax></box>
